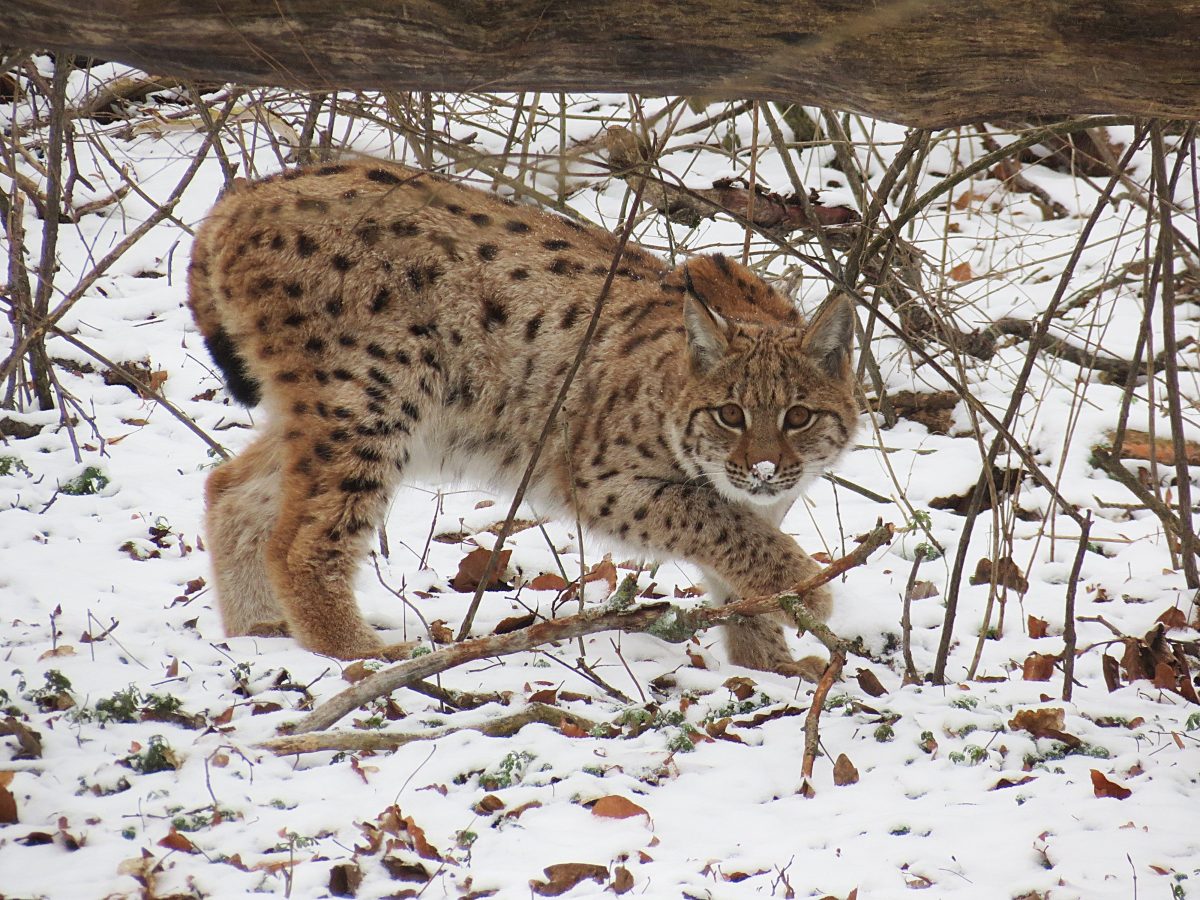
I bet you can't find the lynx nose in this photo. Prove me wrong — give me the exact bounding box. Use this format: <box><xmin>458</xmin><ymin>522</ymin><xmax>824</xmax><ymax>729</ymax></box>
<box><xmin>751</xmin><ymin>460</ymin><xmax>776</xmax><ymax>482</ymax></box>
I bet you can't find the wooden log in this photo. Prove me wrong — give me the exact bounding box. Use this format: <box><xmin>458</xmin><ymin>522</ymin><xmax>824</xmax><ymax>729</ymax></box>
<box><xmin>3</xmin><ymin>2</ymin><xmax>1200</xmax><ymax>126</ymax></box>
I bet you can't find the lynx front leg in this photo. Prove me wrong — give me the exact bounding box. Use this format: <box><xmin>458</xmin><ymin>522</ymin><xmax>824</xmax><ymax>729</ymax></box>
<box><xmin>587</xmin><ymin>476</ymin><xmax>832</xmax><ymax>677</ymax></box>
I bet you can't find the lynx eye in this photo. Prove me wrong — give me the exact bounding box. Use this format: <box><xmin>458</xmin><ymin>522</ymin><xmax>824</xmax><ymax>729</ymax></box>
<box><xmin>715</xmin><ymin>403</ymin><xmax>746</xmax><ymax>430</ymax></box>
<box><xmin>783</xmin><ymin>405</ymin><xmax>813</xmax><ymax>431</ymax></box>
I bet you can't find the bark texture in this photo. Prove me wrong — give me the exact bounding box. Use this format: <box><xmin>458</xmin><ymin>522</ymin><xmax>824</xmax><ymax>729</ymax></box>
<box><xmin>3</xmin><ymin>1</ymin><xmax>1200</xmax><ymax>126</ymax></box>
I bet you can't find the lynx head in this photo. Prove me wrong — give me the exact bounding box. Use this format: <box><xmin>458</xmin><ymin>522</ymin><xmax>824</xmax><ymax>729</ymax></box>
<box><xmin>668</xmin><ymin>255</ymin><xmax>858</xmax><ymax>508</ymax></box>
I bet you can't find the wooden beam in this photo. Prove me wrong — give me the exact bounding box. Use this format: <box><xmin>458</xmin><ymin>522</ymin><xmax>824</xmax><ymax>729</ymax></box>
<box><xmin>3</xmin><ymin>1</ymin><xmax>1200</xmax><ymax>127</ymax></box>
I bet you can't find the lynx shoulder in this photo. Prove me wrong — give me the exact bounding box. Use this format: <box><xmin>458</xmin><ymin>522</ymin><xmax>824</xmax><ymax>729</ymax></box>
<box><xmin>188</xmin><ymin>162</ymin><xmax>859</xmax><ymax>673</ymax></box>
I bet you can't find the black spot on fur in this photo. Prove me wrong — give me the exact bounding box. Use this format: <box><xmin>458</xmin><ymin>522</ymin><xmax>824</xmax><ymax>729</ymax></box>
<box><xmin>367</xmin><ymin>367</ymin><xmax>391</xmax><ymax>386</ymax></box>
<box><xmin>543</xmin><ymin>238</ymin><xmax>571</xmax><ymax>251</ymax></box>
<box><xmin>478</xmin><ymin>243</ymin><xmax>499</xmax><ymax>261</ymax></box>
<box><xmin>316</xmin><ymin>164</ymin><xmax>348</xmax><ymax>176</ymax></box>
<box><xmin>400</xmin><ymin>401</ymin><xmax>421</xmax><ymax>421</ymax></box>
<box><xmin>371</xmin><ymin>287</ymin><xmax>390</xmax><ymax>313</ymax></box>
<box><xmin>283</xmin><ymin>313</ymin><xmax>306</xmax><ymax>327</ymax></box>
<box><xmin>394</xmin><ymin>350</ymin><xmax>411</xmax><ymax>365</ymax></box>
<box><xmin>276</xmin><ymin>371</ymin><xmax>300</xmax><ymax>384</ymax></box>
<box><xmin>325</xmin><ymin>298</ymin><xmax>344</xmax><ymax>317</ymax></box>
<box><xmin>390</xmin><ymin>220</ymin><xmax>420</xmax><ymax>237</ymax></box>
<box><xmin>353</xmin><ymin>445</ymin><xmax>383</xmax><ymax>463</ymax></box>
<box><xmin>333</xmin><ymin>368</ymin><xmax>354</xmax><ymax>381</ymax></box>
<box><xmin>296</xmin><ymin>233</ymin><xmax>319</xmax><ymax>256</ymax></box>
<box><xmin>470</xmin><ymin>213</ymin><xmax>491</xmax><ymax>227</ymax></box>
<box><xmin>510</xmin><ymin>268</ymin><xmax>529</xmax><ymax>280</ymax></box>
<box><xmin>332</xmin><ymin>254</ymin><xmax>353</xmax><ymax>271</ymax></box>
<box><xmin>548</xmin><ymin>258</ymin><xmax>572</xmax><ymax>276</ymax></box>
<box><xmin>365</xmin><ymin>343</ymin><xmax>388</xmax><ymax>359</ymax></box>
<box><xmin>505</xmin><ymin>220</ymin><xmax>530</xmax><ymax>234</ymax></box>
<box><xmin>340</xmin><ymin>475</ymin><xmax>381</xmax><ymax>493</ymax></box>
<box><xmin>203</xmin><ymin>327</ymin><xmax>260</xmax><ymax>406</ymax></box>
<box><xmin>525</xmin><ymin>314</ymin><xmax>543</xmax><ymax>341</ymax></box>
<box><xmin>284</xmin><ymin>281</ymin><xmax>303</xmax><ymax>298</ymax></box>
<box><xmin>355</xmin><ymin>222</ymin><xmax>381</xmax><ymax>245</ymax></box>
<box><xmin>297</xmin><ymin>198</ymin><xmax>329</xmax><ymax>213</ymax></box>
<box><xmin>410</xmin><ymin>323</ymin><xmax>437</xmax><ymax>338</ymax></box>
<box><xmin>269</xmin><ymin>234</ymin><xmax>285</xmax><ymax>251</ymax></box>
<box><xmin>314</xmin><ymin>442</ymin><xmax>334</xmax><ymax>461</ymax></box>
<box><xmin>560</xmin><ymin>304</ymin><xmax>582</xmax><ymax>329</ymax></box>
<box><xmin>482</xmin><ymin>297</ymin><xmax>507</xmax><ymax>331</ymax></box>
<box><xmin>304</xmin><ymin>337</ymin><xmax>326</xmax><ymax>353</ymax></box>
<box><xmin>367</xmin><ymin>168</ymin><xmax>402</xmax><ymax>184</ymax></box>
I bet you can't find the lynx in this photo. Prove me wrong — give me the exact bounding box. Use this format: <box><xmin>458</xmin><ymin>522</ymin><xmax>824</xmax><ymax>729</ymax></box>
<box><xmin>188</xmin><ymin>162</ymin><xmax>858</xmax><ymax>675</ymax></box>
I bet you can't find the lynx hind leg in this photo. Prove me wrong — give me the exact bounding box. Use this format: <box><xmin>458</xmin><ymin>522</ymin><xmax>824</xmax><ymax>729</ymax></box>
<box><xmin>263</xmin><ymin>408</ymin><xmax>409</xmax><ymax>660</ymax></box>
<box><xmin>205</xmin><ymin>432</ymin><xmax>288</xmax><ymax>638</ymax></box>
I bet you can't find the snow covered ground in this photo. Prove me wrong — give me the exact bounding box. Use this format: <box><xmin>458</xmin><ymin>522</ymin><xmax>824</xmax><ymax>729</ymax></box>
<box><xmin>1</xmin><ymin>64</ymin><xmax>1199</xmax><ymax>899</ymax></box>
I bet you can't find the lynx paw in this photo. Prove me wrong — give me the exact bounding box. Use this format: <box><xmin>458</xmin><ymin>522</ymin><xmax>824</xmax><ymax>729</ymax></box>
<box><xmin>244</xmin><ymin>620</ymin><xmax>291</xmax><ymax>638</ymax></box>
<box><xmin>773</xmin><ymin>654</ymin><xmax>831</xmax><ymax>682</ymax></box>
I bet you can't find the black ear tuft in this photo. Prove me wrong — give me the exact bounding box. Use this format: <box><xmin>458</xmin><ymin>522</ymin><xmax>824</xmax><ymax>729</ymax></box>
<box><xmin>801</xmin><ymin>294</ymin><xmax>855</xmax><ymax>377</ymax></box>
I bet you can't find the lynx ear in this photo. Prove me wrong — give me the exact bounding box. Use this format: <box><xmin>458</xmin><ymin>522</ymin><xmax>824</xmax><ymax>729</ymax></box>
<box><xmin>683</xmin><ymin>270</ymin><xmax>730</xmax><ymax>373</ymax></box>
<box><xmin>801</xmin><ymin>294</ymin><xmax>855</xmax><ymax>377</ymax></box>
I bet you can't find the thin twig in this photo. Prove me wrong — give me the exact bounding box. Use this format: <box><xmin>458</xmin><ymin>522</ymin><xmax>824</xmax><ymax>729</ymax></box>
<box><xmin>1061</xmin><ymin>513</ymin><xmax>1092</xmax><ymax>702</ymax></box>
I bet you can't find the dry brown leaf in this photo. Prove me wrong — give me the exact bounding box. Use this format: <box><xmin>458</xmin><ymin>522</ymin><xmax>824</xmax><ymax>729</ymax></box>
<box><xmin>0</xmin><ymin>780</ymin><xmax>17</xmax><ymax>825</ymax></box>
<box><xmin>1009</xmin><ymin>708</ymin><xmax>1082</xmax><ymax>748</ymax></box>
<box><xmin>529</xmin><ymin>688</ymin><xmax>558</xmax><ymax>704</ymax></box>
<box><xmin>494</xmin><ymin>612</ymin><xmax>536</xmax><ymax>635</ymax></box>
<box><xmin>992</xmin><ymin>775</ymin><xmax>1036</xmax><ymax>790</ymax></box>
<box><xmin>906</xmin><ymin>580</ymin><xmax>939</xmax><ymax>601</ymax></box>
<box><xmin>529</xmin><ymin>573</ymin><xmax>569</xmax><ymax>592</ymax></box>
<box><xmin>38</xmin><ymin>645</ymin><xmax>75</xmax><ymax>660</ymax></box>
<box><xmin>833</xmin><ymin>754</ymin><xmax>860</xmax><ymax>786</ymax></box>
<box><xmin>586</xmin><ymin>557</ymin><xmax>618</xmax><ymax>594</ymax></box>
<box><xmin>428</xmin><ymin>619</ymin><xmax>454</xmax><ymax>644</ymax></box>
<box><xmin>157</xmin><ymin>826</ymin><xmax>198</xmax><ymax>854</ymax></box>
<box><xmin>1027</xmin><ymin>615</ymin><xmax>1049</xmax><ymax>639</ymax></box>
<box><xmin>381</xmin><ymin>856</ymin><xmax>430</xmax><ymax>882</ymax></box>
<box><xmin>590</xmin><ymin>795</ymin><xmax>650</xmax><ymax>822</ymax></box>
<box><xmin>1156</xmin><ymin>607</ymin><xmax>1189</xmax><ymax>630</ymax></box>
<box><xmin>970</xmin><ymin>556</ymin><xmax>1029</xmax><ymax>593</ymax></box>
<box><xmin>1090</xmin><ymin>769</ymin><xmax>1132</xmax><ymax>800</ymax></box>
<box><xmin>854</xmin><ymin>669</ymin><xmax>887</xmax><ymax>697</ymax></box>
<box><xmin>341</xmin><ymin>661</ymin><xmax>373</xmax><ymax>683</ymax></box>
<box><xmin>612</xmin><ymin>865</ymin><xmax>634</xmax><ymax>894</ymax></box>
<box><xmin>1</xmin><ymin>717</ymin><xmax>42</xmax><ymax>759</ymax></box>
<box><xmin>948</xmin><ymin>261</ymin><xmax>973</xmax><ymax>281</ymax></box>
<box><xmin>1021</xmin><ymin>652</ymin><xmax>1057</xmax><ymax>682</ymax></box>
<box><xmin>530</xmin><ymin>862</ymin><xmax>608</xmax><ymax>896</ymax></box>
<box><xmin>723</xmin><ymin>676</ymin><xmax>757</xmax><ymax>701</ymax></box>
<box><xmin>475</xmin><ymin>794</ymin><xmax>506</xmax><ymax>814</ymax></box>
<box><xmin>449</xmin><ymin>547</ymin><xmax>512</xmax><ymax>593</ymax></box>
<box><xmin>402</xmin><ymin>814</ymin><xmax>441</xmax><ymax>860</ymax></box>
<box><xmin>329</xmin><ymin>861</ymin><xmax>363</xmax><ymax>897</ymax></box>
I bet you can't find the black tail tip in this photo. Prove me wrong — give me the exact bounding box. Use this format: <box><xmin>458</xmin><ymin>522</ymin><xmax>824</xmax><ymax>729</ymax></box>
<box><xmin>204</xmin><ymin>328</ymin><xmax>261</xmax><ymax>407</ymax></box>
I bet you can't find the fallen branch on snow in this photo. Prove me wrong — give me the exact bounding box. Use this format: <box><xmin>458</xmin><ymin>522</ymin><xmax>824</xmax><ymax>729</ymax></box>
<box><xmin>257</xmin><ymin>702</ymin><xmax>597</xmax><ymax>756</ymax></box>
<box><xmin>283</xmin><ymin>521</ymin><xmax>895</xmax><ymax>734</ymax></box>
